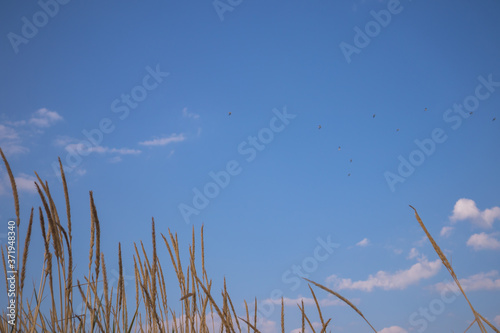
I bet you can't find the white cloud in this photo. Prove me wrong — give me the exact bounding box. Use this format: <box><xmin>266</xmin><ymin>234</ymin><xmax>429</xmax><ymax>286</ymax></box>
<box><xmin>326</xmin><ymin>258</ymin><xmax>441</xmax><ymax>292</ymax></box>
<box><xmin>379</xmin><ymin>326</ymin><xmax>408</xmax><ymax>333</ymax></box>
<box><xmin>290</xmin><ymin>322</ymin><xmax>322</xmax><ymax>333</ymax></box>
<box><xmin>433</xmin><ymin>271</ymin><xmax>500</xmax><ymax>292</ymax></box>
<box><xmin>15</xmin><ymin>173</ymin><xmax>37</xmax><ymax>194</ymax></box>
<box><xmin>0</xmin><ymin>170</ymin><xmax>37</xmax><ymax>196</ymax></box>
<box><xmin>0</xmin><ymin>124</ymin><xmax>29</xmax><ymax>155</ymax></box>
<box><xmin>257</xmin><ymin>317</ymin><xmax>277</xmax><ymax>333</ymax></box>
<box><xmin>0</xmin><ymin>124</ymin><xmax>19</xmax><ymax>140</ymax></box>
<box><xmin>1</xmin><ymin>108</ymin><xmax>62</xmax><ymax>155</ymax></box>
<box><xmin>440</xmin><ymin>226</ymin><xmax>454</xmax><ymax>238</ymax></box>
<box><xmin>450</xmin><ymin>198</ymin><xmax>500</xmax><ymax>228</ymax></box>
<box><xmin>139</xmin><ymin>133</ymin><xmax>185</xmax><ymax>146</ymax></box>
<box><xmin>393</xmin><ymin>248</ymin><xmax>403</xmax><ymax>255</ymax></box>
<box><xmin>65</xmin><ymin>143</ymin><xmax>141</xmax><ymax>156</ymax></box>
<box><xmin>108</xmin><ymin>147</ymin><xmax>141</xmax><ymax>155</ymax></box>
<box><xmin>415</xmin><ymin>235</ymin><xmax>428</xmax><ymax>247</ymax></box>
<box><xmin>356</xmin><ymin>238</ymin><xmax>370</xmax><ymax>247</ymax></box>
<box><xmin>494</xmin><ymin>315</ymin><xmax>500</xmax><ymax>327</ymax></box>
<box><xmin>75</xmin><ymin>169</ymin><xmax>87</xmax><ymax>176</ymax></box>
<box><xmin>53</xmin><ymin>135</ymin><xmax>76</xmax><ymax>147</ymax></box>
<box><xmin>182</xmin><ymin>107</ymin><xmax>200</xmax><ymax>119</ymax></box>
<box><xmin>28</xmin><ymin>108</ymin><xmax>63</xmax><ymax>128</ymax></box>
<box><xmin>407</xmin><ymin>248</ymin><xmax>419</xmax><ymax>260</ymax></box>
<box><xmin>261</xmin><ymin>295</ymin><xmax>355</xmax><ymax>308</ymax></box>
<box><xmin>466</xmin><ymin>233</ymin><xmax>500</xmax><ymax>251</ymax></box>
<box><xmin>108</xmin><ymin>156</ymin><xmax>122</xmax><ymax>163</ymax></box>
<box><xmin>4</xmin><ymin>120</ymin><xmax>26</xmax><ymax>127</ymax></box>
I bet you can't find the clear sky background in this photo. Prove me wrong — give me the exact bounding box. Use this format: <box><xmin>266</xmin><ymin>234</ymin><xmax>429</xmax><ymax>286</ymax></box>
<box><xmin>1</xmin><ymin>0</ymin><xmax>500</xmax><ymax>332</ymax></box>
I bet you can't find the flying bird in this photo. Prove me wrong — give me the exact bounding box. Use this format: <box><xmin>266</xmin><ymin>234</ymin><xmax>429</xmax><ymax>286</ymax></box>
<box><xmin>396</xmin><ymin>128</ymin><xmax>400</xmax><ymax>132</ymax></box>
<box><xmin>493</xmin><ymin>117</ymin><xmax>497</xmax><ymax>121</ymax></box>
<box><xmin>348</xmin><ymin>173</ymin><xmax>351</xmax><ymax>176</ymax></box>
<box><xmin>338</xmin><ymin>146</ymin><xmax>341</xmax><ymax>151</ymax></box>
<box><xmin>372</xmin><ymin>114</ymin><xmax>376</xmax><ymax>118</ymax></box>
<box><xmin>228</xmin><ymin>112</ymin><xmax>232</xmax><ymax>116</ymax></box>
<box><xmin>424</xmin><ymin>108</ymin><xmax>428</xmax><ymax>111</ymax></box>
<box><xmin>318</xmin><ymin>125</ymin><xmax>321</xmax><ymax>129</ymax></box>
<box><xmin>350</xmin><ymin>159</ymin><xmax>352</xmax><ymax>163</ymax></box>
<box><xmin>469</xmin><ymin>112</ymin><xmax>473</xmax><ymax>115</ymax></box>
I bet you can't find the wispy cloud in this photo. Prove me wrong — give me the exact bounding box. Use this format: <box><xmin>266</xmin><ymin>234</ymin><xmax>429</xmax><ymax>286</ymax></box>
<box><xmin>450</xmin><ymin>198</ymin><xmax>500</xmax><ymax>228</ymax></box>
<box><xmin>65</xmin><ymin>143</ymin><xmax>141</xmax><ymax>155</ymax></box>
<box><xmin>0</xmin><ymin>169</ymin><xmax>37</xmax><ymax>196</ymax></box>
<box><xmin>415</xmin><ymin>235</ymin><xmax>428</xmax><ymax>247</ymax></box>
<box><xmin>466</xmin><ymin>232</ymin><xmax>500</xmax><ymax>251</ymax></box>
<box><xmin>4</xmin><ymin>120</ymin><xmax>26</xmax><ymax>127</ymax></box>
<box><xmin>182</xmin><ymin>107</ymin><xmax>200</xmax><ymax>119</ymax></box>
<box><xmin>139</xmin><ymin>133</ymin><xmax>185</xmax><ymax>146</ymax></box>
<box><xmin>356</xmin><ymin>238</ymin><xmax>370</xmax><ymax>247</ymax></box>
<box><xmin>0</xmin><ymin>124</ymin><xmax>29</xmax><ymax>155</ymax></box>
<box><xmin>379</xmin><ymin>327</ymin><xmax>408</xmax><ymax>333</ymax></box>
<box><xmin>326</xmin><ymin>257</ymin><xmax>441</xmax><ymax>292</ymax></box>
<box><xmin>433</xmin><ymin>270</ymin><xmax>500</xmax><ymax>292</ymax></box>
<box><xmin>407</xmin><ymin>248</ymin><xmax>419</xmax><ymax>260</ymax></box>
<box><xmin>53</xmin><ymin>135</ymin><xmax>75</xmax><ymax>147</ymax></box>
<box><xmin>261</xmin><ymin>295</ymin><xmax>357</xmax><ymax>307</ymax></box>
<box><xmin>440</xmin><ymin>226</ymin><xmax>454</xmax><ymax>238</ymax></box>
<box><xmin>0</xmin><ymin>124</ymin><xmax>20</xmax><ymax>140</ymax></box>
<box><xmin>495</xmin><ymin>315</ymin><xmax>500</xmax><ymax>327</ymax></box>
<box><xmin>0</xmin><ymin>108</ymin><xmax>63</xmax><ymax>155</ymax></box>
<box><xmin>393</xmin><ymin>248</ymin><xmax>403</xmax><ymax>255</ymax></box>
<box><xmin>15</xmin><ymin>173</ymin><xmax>37</xmax><ymax>194</ymax></box>
<box><xmin>290</xmin><ymin>322</ymin><xmax>322</xmax><ymax>333</ymax></box>
<box><xmin>28</xmin><ymin>108</ymin><xmax>63</xmax><ymax>128</ymax></box>
<box><xmin>108</xmin><ymin>156</ymin><xmax>122</xmax><ymax>163</ymax></box>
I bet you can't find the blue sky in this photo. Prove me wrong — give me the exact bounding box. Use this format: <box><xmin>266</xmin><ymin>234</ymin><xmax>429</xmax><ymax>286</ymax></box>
<box><xmin>1</xmin><ymin>0</ymin><xmax>500</xmax><ymax>332</ymax></box>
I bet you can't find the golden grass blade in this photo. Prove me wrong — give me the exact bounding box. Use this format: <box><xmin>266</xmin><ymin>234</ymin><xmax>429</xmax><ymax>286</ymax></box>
<box><xmin>89</xmin><ymin>191</ymin><xmax>101</xmax><ymax>283</ymax></box>
<box><xmin>319</xmin><ymin>318</ymin><xmax>332</xmax><ymax>333</ymax></box>
<box><xmin>478</xmin><ymin>313</ymin><xmax>500</xmax><ymax>333</ymax></box>
<box><xmin>244</xmin><ymin>299</ymin><xmax>250</xmax><ymax>333</ymax></box>
<box><xmin>35</xmin><ymin>182</ymin><xmax>62</xmax><ymax>259</ymax></box>
<box><xmin>0</xmin><ymin>147</ymin><xmax>20</xmax><ymax>227</ymax></box>
<box><xmin>238</xmin><ymin>316</ymin><xmax>261</xmax><ymax>333</ymax></box>
<box><xmin>464</xmin><ymin>318</ymin><xmax>476</xmax><ymax>332</ymax></box>
<box><xmin>1</xmin><ymin>247</ymin><xmax>8</xmax><ymax>304</ymax></box>
<box><xmin>193</xmin><ymin>274</ymin><xmax>233</xmax><ymax>333</ymax></box>
<box><xmin>254</xmin><ymin>297</ymin><xmax>257</xmax><ymax>330</ymax></box>
<box><xmin>409</xmin><ymin>205</ymin><xmax>487</xmax><ymax>333</ymax></box>
<box><xmin>300</xmin><ymin>300</ymin><xmax>305</xmax><ymax>333</ymax></box>
<box><xmin>101</xmin><ymin>252</ymin><xmax>110</xmax><ymax>332</ymax></box>
<box><xmin>227</xmin><ymin>291</ymin><xmax>241</xmax><ymax>333</ymax></box>
<box><xmin>180</xmin><ymin>292</ymin><xmax>196</xmax><ymax>301</ymax></box>
<box><xmin>281</xmin><ymin>297</ymin><xmax>284</xmax><ymax>333</ymax></box>
<box><xmin>297</xmin><ymin>301</ymin><xmax>315</xmax><ymax>333</ymax></box>
<box><xmin>308</xmin><ymin>284</ymin><xmax>325</xmax><ymax>327</ymax></box>
<box><xmin>20</xmin><ymin>208</ymin><xmax>34</xmax><ymax>302</ymax></box>
<box><xmin>58</xmin><ymin>157</ymin><xmax>72</xmax><ymax>244</ymax></box>
<box><xmin>304</xmin><ymin>278</ymin><xmax>377</xmax><ymax>332</ymax></box>
<box><xmin>151</xmin><ymin>218</ymin><xmax>158</xmax><ymax>331</ymax></box>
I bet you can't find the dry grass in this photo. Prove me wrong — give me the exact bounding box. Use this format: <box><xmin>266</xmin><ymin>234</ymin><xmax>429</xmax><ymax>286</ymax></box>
<box><xmin>0</xmin><ymin>148</ymin><xmax>499</xmax><ymax>332</ymax></box>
